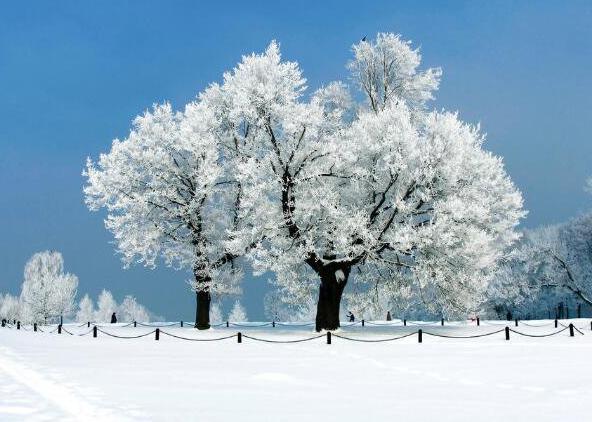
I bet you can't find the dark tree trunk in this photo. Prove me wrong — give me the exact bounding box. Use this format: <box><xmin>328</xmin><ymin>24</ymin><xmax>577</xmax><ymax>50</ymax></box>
<box><xmin>315</xmin><ymin>266</ymin><xmax>350</xmax><ymax>332</ymax></box>
<box><xmin>194</xmin><ymin>290</ymin><xmax>211</xmax><ymax>330</ymax></box>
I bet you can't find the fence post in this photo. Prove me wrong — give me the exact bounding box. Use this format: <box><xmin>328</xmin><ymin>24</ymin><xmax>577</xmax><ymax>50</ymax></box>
<box><xmin>515</xmin><ymin>318</ymin><xmax>518</xmax><ymax>327</ymax></box>
<box><xmin>134</xmin><ymin>321</ymin><xmax>137</xmax><ymax>328</ymax></box>
<box><xmin>226</xmin><ymin>321</ymin><xmax>229</xmax><ymax>328</ymax></box>
<box><xmin>93</xmin><ymin>326</ymin><xmax>97</xmax><ymax>338</ymax></box>
<box><xmin>326</xmin><ymin>331</ymin><xmax>331</xmax><ymax>345</ymax></box>
<box><xmin>272</xmin><ymin>321</ymin><xmax>275</xmax><ymax>328</ymax></box>
<box><xmin>477</xmin><ymin>317</ymin><xmax>480</xmax><ymax>326</ymax></box>
<box><xmin>554</xmin><ymin>318</ymin><xmax>558</xmax><ymax>328</ymax></box>
<box><xmin>569</xmin><ymin>323</ymin><xmax>574</xmax><ymax>337</ymax></box>
<box><xmin>590</xmin><ymin>321</ymin><xmax>592</xmax><ymax>331</ymax></box>
<box><xmin>155</xmin><ymin>328</ymin><xmax>160</xmax><ymax>341</ymax></box>
<box><xmin>237</xmin><ymin>332</ymin><xmax>242</xmax><ymax>343</ymax></box>
<box><xmin>1</xmin><ymin>319</ymin><xmax>5</xmax><ymax>327</ymax></box>
<box><xmin>505</xmin><ymin>326</ymin><xmax>510</xmax><ymax>341</ymax></box>
<box><xmin>441</xmin><ymin>318</ymin><xmax>444</xmax><ymax>326</ymax></box>
<box><xmin>418</xmin><ymin>329</ymin><xmax>423</xmax><ymax>343</ymax></box>
<box><xmin>180</xmin><ymin>321</ymin><xmax>183</xmax><ymax>328</ymax></box>
<box><xmin>58</xmin><ymin>324</ymin><xmax>62</xmax><ymax>334</ymax></box>
<box><xmin>17</xmin><ymin>321</ymin><xmax>20</xmax><ymax>330</ymax></box>
<box><xmin>87</xmin><ymin>321</ymin><xmax>90</xmax><ymax>328</ymax></box>
<box><xmin>403</xmin><ymin>319</ymin><xmax>407</xmax><ymax>326</ymax></box>
<box><xmin>362</xmin><ymin>319</ymin><xmax>365</xmax><ymax>327</ymax></box>
<box><xmin>34</xmin><ymin>323</ymin><xmax>37</xmax><ymax>332</ymax></box>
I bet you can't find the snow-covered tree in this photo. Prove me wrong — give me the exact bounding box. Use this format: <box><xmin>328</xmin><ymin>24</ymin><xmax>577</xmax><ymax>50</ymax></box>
<box><xmin>76</xmin><ymin>294</ymin><xmax>95</xmax><ymax>323</ymax></box>
<box><xmin>210</xmin><ymin>302</ymin><xmax>223</xmax><ymax>324</ymax></box>
<box><xmin>263</xmin><ymin>290</ymin><xmax>290</xmax><ymax>322</ymax></box>
<box><xmin>208</xmin><ymin>34</ymin><xmax>524</xmax><ymax>330</ymax></box>
<box><xmin>228</xmin><ymin>300</ymin><xmax>247</xmax><ymax>322</ymax></box>
<box><xmin>20</xmin><ymin>251</ymin><xmax>78</xmax><ymax>324</ymax></box>
<box><xmin>95</xmin><ymin>289</ymin><xmax>117</xmax><ymax>322</ymax></box>
<box><xmin>84</xmin><ymin>100</ymin><xmax>255</xmax><ymax>329</ymax></box>
<box><xmin>118</xmin><ymin>295</ymin><xmax>150</xmax><ymax>322</ymax></box>
<box><xmin>519</xmin><ymin>215</ymin><xmax>592</xmax><ymax>308</ymax></box>
<box><xmin>0</xmin><ymin>293</ymin><xmax>20</xmax><ymax>322</ymax></box>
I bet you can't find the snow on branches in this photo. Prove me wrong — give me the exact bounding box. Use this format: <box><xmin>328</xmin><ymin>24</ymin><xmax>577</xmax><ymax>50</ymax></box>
<box><xmin>204</xmin><ymin>34</ymin><xmax>524</xmax><ymax>329</ymax></box>
<box><xmin>20</xmin><ymin>251</ymin><xmax>78</xmax><ymax>324</ymax></box>
<box><xmin>84</xmin><ymin>32</ymin><xmax>524</xmax><ymax>329</ymax></box>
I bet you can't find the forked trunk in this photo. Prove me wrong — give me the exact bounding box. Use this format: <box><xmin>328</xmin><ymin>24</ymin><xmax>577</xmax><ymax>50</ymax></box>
<box><xmin>315</xmin><ymin>266</ymin><xmax>350</xmax><ymax>332</ymax></box>
<box><xmin>194</xmin><ymin>290</ymin><xmax>211</xmax><ymax>330</ymax></box>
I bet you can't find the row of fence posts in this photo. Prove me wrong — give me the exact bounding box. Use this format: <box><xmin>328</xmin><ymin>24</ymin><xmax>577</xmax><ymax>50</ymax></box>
<box><xmin>1</xmin><ymin>319</ymin><xmax>587</xmax><ymax>342</ymax></box>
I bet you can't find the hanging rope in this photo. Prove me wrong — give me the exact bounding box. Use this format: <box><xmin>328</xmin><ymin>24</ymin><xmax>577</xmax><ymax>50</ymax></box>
<box><xmin>241</xmin><ymin>333</ymin><xmax>326</xmax><ymax>343</ymax></box>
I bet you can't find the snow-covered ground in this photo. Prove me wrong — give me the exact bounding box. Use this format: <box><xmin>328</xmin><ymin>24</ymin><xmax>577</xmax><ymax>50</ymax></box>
<box><xmin>1</xmin><ymin>319</ymin><xmax>591</xmax><ymax>421</ymax></box>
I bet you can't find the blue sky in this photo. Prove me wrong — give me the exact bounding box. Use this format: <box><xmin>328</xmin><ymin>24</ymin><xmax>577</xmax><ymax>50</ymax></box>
<box><xmin>1</xmin><ymin>1</ymin><xmax>591</xmax><ymax>320</ymax></box>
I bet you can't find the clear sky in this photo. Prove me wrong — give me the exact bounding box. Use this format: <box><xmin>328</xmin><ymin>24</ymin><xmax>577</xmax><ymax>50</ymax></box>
<box><xmin>1</xmin><ymin>1</ymin><xmax>591</xmax><ymax>321</ymax></box>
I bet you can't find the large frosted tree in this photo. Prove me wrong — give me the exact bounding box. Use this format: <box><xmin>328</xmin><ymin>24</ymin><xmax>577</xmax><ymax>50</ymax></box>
<box><xmin>84</xmin><ymin>101</ymin><xmax>251</xmax><ymax>329</ymax></box>
<box><xmin>209</xmin><ymin>34</ymin><xmax>524</xmax><ymax>330</ymax></box>
<box><xmin>20</xmin><ymin>251</ymin><xmax>78</xmax><ymax>324</ymax></box>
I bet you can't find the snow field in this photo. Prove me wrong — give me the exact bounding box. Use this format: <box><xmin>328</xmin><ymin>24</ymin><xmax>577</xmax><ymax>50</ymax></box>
<box><xmin>1</xmin><ymin>319</ymin><xmax>591</xmax><ymax>421</ymax></box>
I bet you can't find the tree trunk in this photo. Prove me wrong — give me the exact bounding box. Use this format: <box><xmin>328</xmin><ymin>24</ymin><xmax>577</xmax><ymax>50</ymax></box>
<box><xmin>315</xmin><ymin>266</ymin><xmax>350</xmax><ymax>332</ymax></box>
<box><xmin>194</xmin><ymin>290</ymin><xmax>211</xmax><ymax>330</ymax></box>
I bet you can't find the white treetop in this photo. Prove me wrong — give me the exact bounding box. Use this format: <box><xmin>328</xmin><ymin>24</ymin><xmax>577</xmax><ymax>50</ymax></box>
<box><xmin>203</xmin><ymin>35</ymin><xmax>524</xmax><ymax>329</ymax></box>
<box><xmin>20</xmin><ymin>251</ymin><xmax>78</xmax><ymax>324</ymax></box>
<box><xmin>209</xmin><ymin>302</ymin><xmax>223</xmax><ymax>324</ymax></box>
<box><xmin>228</xmin><ymin>299</ymin><xmax>247</xmax><ymax>322</ymax></box>
<box><xmin>76</xmin><ymin>294</ymin><xmax>95</xmax><ymax>323</ymax></box>
<box><xmin>347</xmin><ymin>33</ymin><xmax>442</xmax><ymax>112</ymax></box>
<box><xmin>95</xmin><ymin>289</ymin><xmax>117</xmax><ymax>322</ymax></box>
<box><xmin>119</xmin><ymin>295</ymin><xmax>150</xmax><ymax>322</ymax></box>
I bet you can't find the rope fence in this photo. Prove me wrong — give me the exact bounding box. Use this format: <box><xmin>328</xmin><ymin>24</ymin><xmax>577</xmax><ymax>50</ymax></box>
<box><xmin>2</xmin><ymin>317</ymin><xmax>589</xmax><ymax>345</ymax></box>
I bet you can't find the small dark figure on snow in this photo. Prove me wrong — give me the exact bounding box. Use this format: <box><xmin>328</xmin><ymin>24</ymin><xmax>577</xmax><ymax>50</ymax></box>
<box><xmin>386</xmin><ymin>311</ymin><xmax>392</xmax><ymax>321</ymax></box>
<box><xmin>111</xmin><ymin>312</ymin><xmax>117</xmax><ymax>324</ymax></box>
<box><xmin>347</xmin><ymin>311</ymin><xmax>355</xmax><ymax>322</ymax></box>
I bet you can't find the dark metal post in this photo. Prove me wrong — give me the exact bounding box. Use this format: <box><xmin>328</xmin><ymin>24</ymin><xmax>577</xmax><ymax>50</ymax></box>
<box><xmin>418</xmin><ymin>329</ymin><xmax>423</xmax><ymax>343</ymax></box>
<box><xmin>226</xmin><ymin>321</ymin><xmax>229</xmax><ymax>328</ymax></box>
<box><xmin>1</xmin><ymin>319</ymin><xmax>5</xmax><ymax>327</ymax></box>
<box><xmin>505</xmin><ymin>326</ymin><xmax>510</xmax><ymax>340</ymax></box>
<box><xmin>237</xmin><ymin>332</ymin><xmax>242</xmax><ymax>343</ymax></box>
<box><xmin>515</xmin><ymin>318</ymin><xmax>518</xmax><ymax>327</ymax></box>
<box><xmin>272</xmin><ymin>321</ymin><xmax>275</xmax><ymax>327</ymax></box>
<box><xmin>362</xmin><ymin>319</ymin><xmax>365</xmax><ymax>327</ymax></box>
<box><xmin>58</xmin><ymin>324</ymin><xmax>62</xmax><ymax>334</ymax></box>
<box><xmin>441</xmin><ymin>318</ymin><xmax>444</xmax><ymax>326</ymax></box>
<box><xmin>403</xmin><ymin>319</ymin><xmax>407</xmax><ymax>326</ymax></box>
<box><xmin>34</xmin><ymin>323</ymin><xmax>37</xmax><ymax>332</ymax></box>
<box><xmin>326</xmin><ymin>331</ymin><xmax>331</xmax><ymax>344</ymax></box>
<box><xmin>554</xmin><ymin>319</ymin><xmax>558</xmax><ymax>328</ymax></box>
<box><xmin>155</xmin><ymin>328</ymin><xmax>160</xmax><ymax>340</ymax></box>
<box><xmin>134</xmin><ymin>321</ymin><xmax>137</xmax><ymax>327</ymax></box>
<box><xmin>93</xmin><ymin>326</ymin><xmax>97</xmax><ymax>338</ymax></box>
<box><xmin>180</xmin><ymin>321</ymin><xmax>183</xmax><ymax>327</ymax></box>
<box><xmin>17</xmin><ymin>321</ymin><xmax>20</xmax><ymax>330</ymax></box>
<box><xmin>569</xmin><ymin>323</ymin><xmax>574</xmax><ymax>337</ymax></box>
<box><xmin>87</xmin><ymin>321</ymin><xmax>90</xmax><ymax>328</ymax></box>
<box><xmin>477</xmin><ymin>317</ymin><xmax>480</xmax><ymax>326</ymax></box>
